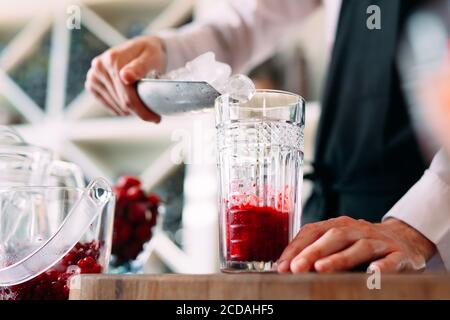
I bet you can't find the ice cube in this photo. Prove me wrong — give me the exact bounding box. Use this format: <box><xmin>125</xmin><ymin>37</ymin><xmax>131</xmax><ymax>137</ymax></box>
<box><xmin>187</xmin><ymin>52</ymin><xmax>232</xmax><ymax>88</ymax></box>
<box><xmin>163</xmin><ymin>52</ymin><xmax>231</xmax><ymax>88</ymax></box>
<box><xmin>208</xmin><ymin>63</ymin><xmax>232</xmax><ymax>91</ymax></box>
<box><xmin>185</xmin><ymin>52</ymin><xmax>216</xmax><ymax>72</ymax></box>
<box><xmin>223</xmin><ymin>74</ymin><xmax>256</xmax><ymax>103</ymax></box>
<box><xmin>164</xmin><ymin>67</ymin><xmax>194</xmax><ymax>81</ymax></box>
<box><xmin>146</xmin><ymin>70</ymin><xmax>161</xmax><ymax>79</ymax></box>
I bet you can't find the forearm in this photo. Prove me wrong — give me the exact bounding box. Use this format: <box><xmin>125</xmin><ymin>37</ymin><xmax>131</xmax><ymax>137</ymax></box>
<box><xmin>157</xmin><ymin>0</ymin><xmax>320</xmax><ymax>72</ymax></box>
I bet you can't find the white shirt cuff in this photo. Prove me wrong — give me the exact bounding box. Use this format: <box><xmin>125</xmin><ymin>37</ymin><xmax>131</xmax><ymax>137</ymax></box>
<box><xmin>383</xmin><ymin>168</ymin><xmax>450</xmax><ymax>271</ymax></box>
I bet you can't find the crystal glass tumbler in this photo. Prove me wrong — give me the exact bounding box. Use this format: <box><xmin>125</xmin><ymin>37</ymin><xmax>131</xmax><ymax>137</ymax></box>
<box><xmin>215</xmin><ymin>90</ymin><xmax>305</xmax><ymax>272</ymax></box>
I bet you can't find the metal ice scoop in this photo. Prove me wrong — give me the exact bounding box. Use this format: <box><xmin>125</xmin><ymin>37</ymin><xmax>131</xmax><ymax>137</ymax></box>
<box><xmin>136</xmin><ymin>79</ymin><xmax>221</xmax><ymax>115</ymax></box>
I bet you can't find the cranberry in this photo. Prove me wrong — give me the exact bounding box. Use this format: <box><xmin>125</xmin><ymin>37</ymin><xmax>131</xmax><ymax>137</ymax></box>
<box><xmin>0</xmin><ymin>241</ymin><xmax>102</xmax><ymax>300</ymax></box>
<box><xmin>90</xmin><ymin>264</ymin><xmax>102</xmax><ymax>274</ymax></box>
<box><xmin>116</xmin><ymin>176</ymin><xmax>141</xmax><ymax>190</ymax></box>
<box><xmin>148</xmin><ymin>193</ymin><xmax>160</xmax><ymax>206</ymax></box>
<box><xmin>85</xmin><ymin>248</ymin><xmax>100</xmax><ymax>260</ymax></box>
<box><xmin>118</xmin><ymin>222</ymin><xmax>132</xmax><ymax>244</ymax></box>
<box><xmin>136</xmin><ymin>224</ymin><xmax>152</xmax><ymax>241</ymax></box>
<box><xmin>111</xmin><ymin>176</ymin><xmax>161</xmax><ymax>265</ymax></box>
<box><xmin>61</xmin><ymin>251</ymin><xmax>78</xmax><ymax>266</ymax></box>
<box><xmin>150</xmin><ymin>209</ymin><xmax>158</xmax><ymax>226</ymax></box>
<box><xmin>77</xmin><ymin>256</ymin><xmax>96</xmax><ymax>269</ymax></box>
<box><xmin>126</xmin><ymin>186</ymin><xmax>145</xmax><ymax>202</ymax></box>
<box><xmin>124</xmin><ymin>242</ymin><xmax>142</xmax><ymax>260</ymax></box>
<box><xmin>45</xmin><ymin>270</ymin><xmax>60</xmax><ymax>281</ymax></box>
<box><xmin>63</xmin><ymin>285</ymin><xmax>70</xmax><ymax>296</ymax></box>
<box><xmin>113</xmin><ymin>216</ymin><xmax>125</xmax><ymax>229</ymax></box>
<box><xmin>128</xmin><ymin>201</ymin><xmax>148</xmax><ymax>223</ymax></box>
<box><xmin>112</xmin><ymin>230</ymin><xmax>119</xmax><ymax>244</ymax></box>
<box><xmin>114</xmin><ymin>187</ymin><xmax>128</xmax><ymax>210</ymax></box>
<box><xmin>57</xmin><ymin>272</ymin><xmax>71</xmax><ymax>285</ymax></box>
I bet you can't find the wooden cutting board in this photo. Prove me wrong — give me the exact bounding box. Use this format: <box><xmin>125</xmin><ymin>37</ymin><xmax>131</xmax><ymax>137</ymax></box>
<box><xmin>69</xmin><ymin>273</ymin><xmax>450</xmax><ymax>300</ymax></box>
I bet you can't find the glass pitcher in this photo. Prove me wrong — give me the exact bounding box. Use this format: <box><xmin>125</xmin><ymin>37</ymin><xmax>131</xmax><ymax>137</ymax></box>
<box><xmin>215</xmin><ymin>90</ymin><xmax>305</xmax><ymax>272</ymax></box>
<box><xmin>0</xmin><ymin>178</ymin><xmax>115</xmax><ymax>300</ymax></box>
<box><xmin>0</xmin><ymin>126</ymin><xmax>84</xmax><ymax>188</ymax></box>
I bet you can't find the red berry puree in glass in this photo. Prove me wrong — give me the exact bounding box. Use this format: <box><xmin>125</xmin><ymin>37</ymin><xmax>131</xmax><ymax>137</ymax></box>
<box><xmin>0</xmin><ymin>241</ymin><xmax>102</xmax><ymax>300</ymax></box>
<box><xmin>226</xmin><ymin>205</ymin><xmax>289</xmax><ymax>262</ymax></box>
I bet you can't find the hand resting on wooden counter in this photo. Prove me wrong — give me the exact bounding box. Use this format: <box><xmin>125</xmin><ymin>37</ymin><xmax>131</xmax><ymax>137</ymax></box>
<box><xmin>277</xmin><ymin>216</ymin><xmax>436</xmax><ymax>273</ymax></box>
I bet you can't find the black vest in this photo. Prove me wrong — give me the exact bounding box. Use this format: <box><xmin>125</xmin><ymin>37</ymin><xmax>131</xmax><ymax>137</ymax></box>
<box><xmin>303</xmin><ymin>0</ymin><xmax>427</xmax><ymax>224</ymax></box>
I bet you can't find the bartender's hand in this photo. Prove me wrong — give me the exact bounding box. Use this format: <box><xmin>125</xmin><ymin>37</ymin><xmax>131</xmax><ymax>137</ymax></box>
<box><xmin>85</xmin><ymin>35</ymin><xmax>165</xmax><ymax>122</ymax></box>
<box><xmin>277</xmin><ymin>216</ymin><xmax>436</xmax><ymax>273</ymax></box>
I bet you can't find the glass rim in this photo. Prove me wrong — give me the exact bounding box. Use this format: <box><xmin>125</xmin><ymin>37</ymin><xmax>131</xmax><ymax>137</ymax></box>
<box><xmin>215</xmin><ymin>89</ymin><xmax>305</xmax><ymax>110</ymax></box>
<box><xmin>0</xmin><ymin>185</ymin><xmax>112</xmax><ymax>193</ymax></box>
<box><xmin>0</xmin><ymin>144</ymin><xmax>53</xmax><ymax>156</ymax></box>
<box><xmin>0</xmin><ymin>185</ymin><xmax>84</xmax><ymax>192</ymax></box>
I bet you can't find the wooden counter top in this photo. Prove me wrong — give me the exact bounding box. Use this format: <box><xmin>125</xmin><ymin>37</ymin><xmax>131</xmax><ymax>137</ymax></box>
<box><xmin>69</xmin><ymin>273</ymin><xmax>450</xmax><ymax>300</ymax></box>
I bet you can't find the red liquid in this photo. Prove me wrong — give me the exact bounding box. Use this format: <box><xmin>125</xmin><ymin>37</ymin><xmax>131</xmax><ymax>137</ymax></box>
<box><xmin>0</xmin><ymin>241</ymin><xmax>102</xmax><ymax>300</ymax></box>
<box><xmin>226</xmin><ymin>205</ymin><xmax>289</xmax><ymax>262</ymax></box>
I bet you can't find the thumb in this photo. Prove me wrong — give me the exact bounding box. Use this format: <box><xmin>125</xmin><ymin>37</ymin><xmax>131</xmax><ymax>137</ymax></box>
<box><xmin>120</xmin><ymin>52</ymin><xmax>154</xmax><ymax>85</ymax></box>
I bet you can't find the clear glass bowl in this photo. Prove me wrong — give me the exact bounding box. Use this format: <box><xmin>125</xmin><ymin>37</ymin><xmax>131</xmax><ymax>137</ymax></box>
<box><xmin>0</xmin><ymin>179</ymin><xmax>115</xmax><ymax>300</ymax></box>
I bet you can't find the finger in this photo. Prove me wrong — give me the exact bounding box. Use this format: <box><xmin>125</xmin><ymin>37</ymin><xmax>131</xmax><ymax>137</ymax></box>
<box><xmin>108</xmin><ymin>63</ymin><xmax>161</xmax><ymax>122</ymax></box>
<box><xmin>120</xmin><ymin>51</ymin><xmax>156</xmax><ymax>85</ymax></box>
<box><xmin>290</xmin><ymin>226</ymin><xmax>364</xmax><ymax>273</ymax></box>
<box><xmin>90</xmin><ymin>60</ymin><xmax>130</xmax><ymax>115</ymax></box>
<box><xmin>369</xmin><ymin>251</ymin><xmax>426</xmax><ymax>273</ymax></box>
<box><xmin>277</xmin><ymin>224</ymin><xmax>326</xmax><ymax>273</ymax></box>
<box><xmin>314</xmin><ymin>239</ymin><xmax>390</xmax><ymax>273</ymax></box>
<box><xmin>277</xmin><ymin>216</ymin><xmax>354</xmax><ymax>272</ymax></box>
<box><xmin>86</xmin><ymin>72</ymin><xmax>125</xmax><ymax>116</ymax></box>
<box><xmin>85</xmin><ymin>80</ymin><xmax>123</xmax><ymax>116</ymax></box>
<box><xmin>122</xmin><ymin>84</ymin><xmax>161</xmax><ymax>123</ymax></box>
<box><xmin>89</xmin><ymin>88</ymin><xmax>120</xmax><ymax>116</ymax></box>
<box><xmin>108</xmin><ymin>64</ymin><xmax>131</xmax><ymax>113</ymax></box>
<box><xmin>100</xmin><ymin>50</ymin><xmax>131</xmax><ymax>113</ymax></box>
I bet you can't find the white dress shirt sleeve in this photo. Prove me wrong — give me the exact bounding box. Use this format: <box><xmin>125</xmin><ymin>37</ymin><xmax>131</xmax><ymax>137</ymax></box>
<box><xmin>384</xmin><ymin>149</ymin><xmax>450</xmax><ymax>271</ymax></box>
<box><xmin>157</xmin><ymin>0</ymin><xmax>320</xmax><ymax>73</ymax></box>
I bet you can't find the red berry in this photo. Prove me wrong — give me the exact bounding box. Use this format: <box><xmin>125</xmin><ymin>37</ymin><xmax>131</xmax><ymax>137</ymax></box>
<box><xmin>0</xmin><ymin>241</ymin><xmax>101</xmax><ymax>301</ymax></box>
<box><xmin>126</xmin><ymin>186</ymin><xmax>145</xmax><ymax>202</ymax></box>
<box><xmin>77</xmin><ymin>256</ymin><xmax>96</xmax><ymax>269</ymax></box>
<box><xmin>112</xmin><ymin>230</ymin><xmax>119</xmax><ymax>244</ymax></box>
<box><xmin>85</xmin><ymin>248</ymin><xmax>100</xmax><ymax>260</ymax></box>
<box><xmin>149</xmin><ymin>207</ymin><xmax>158</xmax><ymax>226</ymax></box>
<box><xmin>124</xmin><ymin>242</ymin><xmax>142</xmax><ymax>260</ymax></box>
<box><xmin>113</xmin><ymin>217</ymin><xmax>130</xmax><ymax>244</ymax></box>
<box><xmin>148</xmin><ymin>193</ymin><xmax>160</xmax><ymax>206</ymax></box>
<box><xmin>45</xmin><ymin>270</ymin><xmax>60</xmax><ymax>281</ymax></box>
<box><xmin>79</xmin><ymin>262</ymin><xmax>102</xmax><ymax>274</ymax></box>
<box><xmin>63</xmin><ymin>285</ymin><xmax>70</xmax><ymax>297</ymax></box>
<box><xmin>91</xmin><ymin>264</ymin><xmax>102</xmax><ymax>274</ymax></box>
<box><xmin>114</xmin><ymin>187</ymin><xmax>128</xmax><ymax>209</ymax></box>
<box><xmin>136</xmin><ymin>224</ymin><xmax>151</xmax><ymax>241</ymax></box>
<box><xmin>114</xmin><ymin>216</ymin><xmax>125</xmax><ymax>228</ymax></box>
<box><xmin>118</xmin><ymin>222</ymin><xmax>132</xmax><ymax>244</ymax></box>
<box><xmin>57</xmin><ymin>273</ymin><xmax>71</xmax><ymax>285</ymax></box>
<box><xmin>128</xmin><ymin>201</ymin><xmax>148</xmax><ymax>223</ymax></box>
<box><xmin>51</xmin><ymin>281</ymin><xmax>64</xmax><ymax>294</ymax></box>
<box><xmin>116</xmin><ymin>176</ymin><xmax>141</xmax><ymax>190</ymax></box>
<box><xmin>62</xmin><ymin>251</ymin><xmax>78</xmax><ymax>266</ymax></box>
